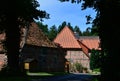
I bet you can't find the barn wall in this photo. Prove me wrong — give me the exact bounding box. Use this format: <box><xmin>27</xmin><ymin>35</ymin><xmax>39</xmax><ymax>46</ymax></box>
<box><xmin>20</xmin><ymin>44</ymin><xmax>66</xmax><ymax>72</ymax></box>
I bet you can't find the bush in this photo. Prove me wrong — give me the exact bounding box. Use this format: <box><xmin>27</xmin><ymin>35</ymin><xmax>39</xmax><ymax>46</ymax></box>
<box><xmin>83</xmin><ymin>67</ymin><xmax>89</xmax><ymax>73</ymax></box>
<box><xmin>92</xmin><ymin>68</ymin><xmax>100</xmax><ymax>74</ymax></box>
<box><xmin>74</xmin><ymin>62</ymin><xmax>83</xmax><ymax>73</ymax></box>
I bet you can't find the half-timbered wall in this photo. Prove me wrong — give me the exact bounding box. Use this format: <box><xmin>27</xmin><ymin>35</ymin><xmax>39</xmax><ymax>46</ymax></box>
<box><xmin>66</xmin><ymin>50</ymin><xmax>90</xmax><ymax>72</ymax></box>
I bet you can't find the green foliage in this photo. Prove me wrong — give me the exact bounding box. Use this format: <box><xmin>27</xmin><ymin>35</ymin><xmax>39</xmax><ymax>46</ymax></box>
<box><xmin>74</xmin><ymin>62</ymin><xmax>83</xmax><ymax>72</ymax></box>
<box><xmin>58</xmin><ymin>21</ymin><xmax>74</xmax><ymax>33</ymax></box>
<box><xmin>48</xmin><ymin>25</ymin><xmax>58</xmax><ymax>41</ymax></box>
<box><xmin>82</xmin><ymin>27</ymin><xmax>91</xmax><ymax>36</ymax></box>
<box><xmin>0</xmin><ymin>0</ymin><xmax>49</xmax><ymax>75</ymax></box>
<box><xmin>90</xmin><ymin>49</ymin><xmax>101</xmax><ymax>70</ymax></box>
<box><xmin>86</xmin><ymin>15</ymin><xmax>92</xmax><ymax>24</ymax></box>
<box><xmin>90</xmin><ymin>26</ymin><xmax>99</xmax><ymax>36</ymax></box>
<box><xmin>47</xmin><ymin>20</ymin><xmax>98</xmax><ymax>41</ymax></box>
<box><xmin>74</xmin><ymin>26</ymin><xmax>82</xmax><ymax>35</ymax></box>
<box><xmin>47</xmin><ymin>21</ymin><xmax>98</xmax><ymax>41</ymax></box>
<box><xmin>0</xmin><ymin>0</ymin><xmax>49</xmax><ymax>24</ymax></box>
<box><xmin>93</xmin><ymin>68</ymin><xmax>100</xmax><ymax>72</ymax></box>
<box><xmin>58</xmin><ymin>21</ymin><xmax>67</xmax><ymax>33</ymax></box>
<box><xmin>67</xmin><ymin>22</ymin><xmax>74</xmax><ymax>31</ymax></box>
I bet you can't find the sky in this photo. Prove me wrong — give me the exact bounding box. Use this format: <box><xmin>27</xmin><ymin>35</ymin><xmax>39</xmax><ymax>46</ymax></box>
<box><xmin>37</xmin><ymin>0</ymin><xmax>96</xmax><ymax>32</ymax></box>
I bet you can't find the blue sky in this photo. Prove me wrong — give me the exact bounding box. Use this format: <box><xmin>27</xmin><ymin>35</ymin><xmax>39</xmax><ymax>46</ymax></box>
<box><xmin>37</xmin><ymin>0</ymin><xmax>96</xmax><ymax>32</ymax></box>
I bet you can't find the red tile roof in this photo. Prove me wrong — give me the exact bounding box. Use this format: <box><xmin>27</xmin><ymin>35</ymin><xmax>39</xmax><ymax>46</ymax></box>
<box><xmin>53</xmin><ymin>26</ymin><xmax>101</xmax><ymax>56</ymax></box>
<box><xmin>26</xmin><ymin>22</ymin><xmax>57</xmax><ymax>47</ymax></box>
<box><xmin>79</xmin><ymin>36</ymin><xmax>101</xmax><ymax>50</ymax></box>
<box><xmin>77</xmin><ymin>36</ymin><xmax>101</xmax><ymax>55</ymax></box>
<box><xmin>0</xmin><ymin>22</ymin><xmax>57</xmax><ymax>52</ymax></box>
<box><xmin>54</xmin><ymin>26</ymin><xmax>81</xmax><ymax>49</ymax></box>
<box><xmin>78</xmin><ymin>40</ymin><xmax>90</xmax><ymax>56</ymax></box>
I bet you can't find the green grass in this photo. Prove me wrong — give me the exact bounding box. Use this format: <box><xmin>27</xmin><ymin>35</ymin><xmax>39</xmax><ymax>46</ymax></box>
<box><xmin>0</xmin><ymin>71</ymin><xmax>69</xmax><ymax>81</ymax></box>
<box><xmin>27</xmin><ymin>71</ymin><xmax>69</xmax><ymax>76</ymax></box>
<box><xmin>26</xmin><ymin>71</ymin><xmax>70</xmax><ymax>80</ymax></box>
<box><xmin>27</xmin><ymin>72</ymin><xmax>54</xmax><ymax>76</ymax></box>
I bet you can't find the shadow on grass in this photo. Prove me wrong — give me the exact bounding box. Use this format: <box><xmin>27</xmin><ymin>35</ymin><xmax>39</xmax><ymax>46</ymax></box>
<box><xmin>91</xmin><ymin>75</ymin><xmax>100</xmax><ymax>81</ymax></box>
<box><xmin>0</xmin><ymin>76</ymin><xmax>31</xmax><ymax>81</ymax></box>
<box><xmin>0</xmin><ymin>70</ymin><xmax>69</xmax><ymax>81</ymax></box>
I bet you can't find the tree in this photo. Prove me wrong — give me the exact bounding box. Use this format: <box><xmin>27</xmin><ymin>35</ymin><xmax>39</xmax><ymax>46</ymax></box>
<box><xmin>90</xmin><ymin>26</ymin><xmax>99</xmax><ymax>36</ymax></box>
<box><xmin>82</xmin><ymin>27</ymin><xmax>91</xmax><ymax>36</ymax></box>
<box><xmin>48</xmin><ymin>25</ymin><xmax>58</xmax><ymax>41</ymax></box>
<box><xmin>0</xmin><ymin>0</ymin><xmax>49</xmax><ymax>75</ymax></box>
<box><xmin>58</xmin><ymin>21</ymin><xmax>67</xmax><ymax>33</ymax></box>
<box><xmin>59</xmin><ymin>0</ymin><xmax>120</xmax><ymax>81</ymax></box>
<box><xmin>67</xmin><ymin>22</ymin><xmax>74</xmax><ymax>31</ymax></box>
<box><xmin>90</xmin><ymin>49</ymin><xmax>101</xmax><ymax>70</ymax></box>
<box><xmin>58</xmin><ymin>21</ymin><xmax>74</xmax><ymax>33</ymax></box>
<box><xmin>73</xmin><ymin>26</ymin><xmax>82</xmax><ymax>36</ymax></box>
<box><xmin>82</xmin><ymin>26</ymin><xmax>98</xmax><ymax>36</ymax></box>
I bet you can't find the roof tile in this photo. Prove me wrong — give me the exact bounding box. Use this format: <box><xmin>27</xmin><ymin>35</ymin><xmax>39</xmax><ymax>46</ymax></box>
<box><xmin>54</xmin><ymin>26</ymin><xmax>81</xmax><ymax>48</ymax></box>
<box><xmin>79</xmin><ymin>36</ymin><xmax>101</xmax><ymax>50</ymax></box>
<box><xmin>26</xmin><ymin>22</ymin><xmax>57</xmax><ymax>47</ymax></box>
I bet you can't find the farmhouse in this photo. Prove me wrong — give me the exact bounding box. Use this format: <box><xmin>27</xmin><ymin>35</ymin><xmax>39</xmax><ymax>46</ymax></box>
<box><xmin>53</xmin><ymin>26</ymin><xmax>101</xmax><ymax>72</ymax></box>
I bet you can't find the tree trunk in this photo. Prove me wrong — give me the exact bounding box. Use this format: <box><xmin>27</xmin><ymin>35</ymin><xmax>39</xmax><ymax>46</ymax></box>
<box><xmin>5</xmin><ymin>15</ymin><xmax>21</xmax><ymax>76</ymax></box>
<box><xmin>99</xmin><ymin>0</ymin><xmax>120</xmax><ymax>81</ymax></box>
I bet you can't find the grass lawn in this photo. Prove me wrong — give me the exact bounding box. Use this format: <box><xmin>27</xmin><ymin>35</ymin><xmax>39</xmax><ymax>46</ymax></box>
<box><xmin>0</xmin><ymin>71</ymin><xmax>69</xmax><ymax>81</ymax></box>
<box><xmin>26</xmin><ymin>71</ymin><xmax>70</xmax><ymax>80</ymax></box>
<box><xmin>27</xmin><ymin>71</ymin><xmax>69</xmax><ymax>76</ymax></box>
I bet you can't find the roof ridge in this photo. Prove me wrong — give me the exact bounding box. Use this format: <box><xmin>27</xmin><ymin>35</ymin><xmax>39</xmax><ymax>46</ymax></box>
<box><xmin>53</xmin><ymin>26</ymin><xmax>71</xmax><ymax>41</ymax></box>
<box><xmin>53</xmin><ymin>26</ymin><xmax>81</xmax><ymax>48</ymax></box>
<box><xmin>26</xmin><ymin>22</ymin><xmax>57</xmax><ymax>47</ymax></box>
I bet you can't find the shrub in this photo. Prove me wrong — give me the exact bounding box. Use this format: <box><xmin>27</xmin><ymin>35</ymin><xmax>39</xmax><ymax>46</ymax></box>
<box><xmin>74</xmin><ymin>62</ymin><xmax>83</xmax><ymax>72</ymax></box>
